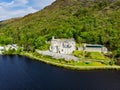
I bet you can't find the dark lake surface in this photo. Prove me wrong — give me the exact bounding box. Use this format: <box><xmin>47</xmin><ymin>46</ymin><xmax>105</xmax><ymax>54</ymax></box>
<box><xmin>0</xmin><ymin>55</ymin><xmax>120</xmax><ymax>90</ymax></box>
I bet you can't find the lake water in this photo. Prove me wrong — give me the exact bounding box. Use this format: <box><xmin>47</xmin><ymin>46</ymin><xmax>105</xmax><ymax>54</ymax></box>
<box><xmin>0</xmin><ymin>55</ymin><xmax>120</xmax><ymax>90</ymax></box>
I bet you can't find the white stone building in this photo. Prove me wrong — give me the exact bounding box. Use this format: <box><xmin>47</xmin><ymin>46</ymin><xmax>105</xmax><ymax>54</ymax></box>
<box><xmin>0</xmin><ymin>46</ymin><xmax>4</xmax><ymax>54</ymax></box>
<box><xmin>50</xmin><ymin>36</ymin><xmax>76</xmax><ymax>54</ymax></box>
<box><xmin>4</xmin><ymin>44</ymin><xmax>18</xmax><ymax>51</ymax></box>
<box><xmin>0</xmin><ymin>46</ymin><xmax>4</xmax><ymax>51</ymax></box>
<box><xmin>78</xmin><ymin>44</ymin><xmax>108</xmax><ymax>53</ymax></box>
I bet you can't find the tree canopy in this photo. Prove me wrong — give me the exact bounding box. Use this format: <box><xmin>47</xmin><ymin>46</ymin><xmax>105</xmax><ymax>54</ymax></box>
<box><xmin>0</xmin><ymin>0</ymin><xmax>120</xmax><ymax>55</ymax></box>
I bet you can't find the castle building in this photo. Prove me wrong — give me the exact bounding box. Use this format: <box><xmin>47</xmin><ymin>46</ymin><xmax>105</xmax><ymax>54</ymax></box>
<box><xmin>50</xmin><ymin>36</ymin><xmax>76</xmax><ymax>54</ymax></box>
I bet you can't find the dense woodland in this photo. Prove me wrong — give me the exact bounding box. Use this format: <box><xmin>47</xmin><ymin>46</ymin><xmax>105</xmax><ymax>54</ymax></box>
<box><xmin>0</xmin><ymin>0</ymin><xmax>120</xmax><ymax>58</ymax></box>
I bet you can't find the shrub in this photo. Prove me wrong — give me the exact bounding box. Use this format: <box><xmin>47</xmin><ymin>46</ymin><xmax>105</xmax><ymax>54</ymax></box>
<box><xmin>39</xmin><ymin>44</ymin><xmax>50</xmax><ymax>50</ymax></box>
<box><xmin>101</xmin><ymin>61</ymin><xmax>109</xmax><ymax>65</ymax></box>
<box><xmin>109</xmin><ymin>60</ymin><xmax>116</xmax><ymax>65</ymax></box>
<box><xmin>116</xmin><ymin>58</ymin><xmax>120</xmax><ymax>65</ymax></box>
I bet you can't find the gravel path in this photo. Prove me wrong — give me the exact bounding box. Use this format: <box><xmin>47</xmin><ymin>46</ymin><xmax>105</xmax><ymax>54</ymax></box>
<box><xmin>36</xmin><ymin>50</ymin><xmax>78</xmax><ymax>61</ymax></box>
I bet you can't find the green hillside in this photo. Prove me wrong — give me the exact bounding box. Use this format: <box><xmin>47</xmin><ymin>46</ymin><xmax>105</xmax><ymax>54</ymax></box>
<box><xmin>0</xmin><ymin>0</ymin><xmax>120</xmax><ymax>54</ymax></box>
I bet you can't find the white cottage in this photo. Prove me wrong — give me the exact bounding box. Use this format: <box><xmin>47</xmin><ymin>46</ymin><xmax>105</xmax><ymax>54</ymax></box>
<box><xmin>0</xmin><ymin>46</ymin><xmax>4</xmax><ymax>51</ymax></box>
<box><xmin>0</xmin><ymin>46</ymin><xmax>4</xmax><ymax>54</ymax></box>
<box><xmin>4</xmin><ymin>44</ymin><xmax>18</xmax><ymax>51</ymax></box>
<box><xmin>50</xmin><ymin>36</ymin><xmax>76</xmax><ymax>54</ymax></box>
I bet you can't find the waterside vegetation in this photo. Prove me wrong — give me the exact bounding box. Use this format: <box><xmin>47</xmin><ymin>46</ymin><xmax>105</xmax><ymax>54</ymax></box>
<box><xmin>20</xmin><ymin>52</ymin><xmax>120</xmax><ymax>70</ymax></box>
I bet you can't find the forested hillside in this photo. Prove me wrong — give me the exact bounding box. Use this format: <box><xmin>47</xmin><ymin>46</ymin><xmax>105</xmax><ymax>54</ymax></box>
<box><xmin>0</xmin><ymin>0</ymin><xmax>120</xmax><ymax>55</ymax></box>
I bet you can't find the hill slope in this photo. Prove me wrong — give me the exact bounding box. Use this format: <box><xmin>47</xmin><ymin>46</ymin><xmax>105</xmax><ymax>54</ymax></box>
<box><xmin>0</xmin><ymin>0</ymin><xmax>120</xmax><ymax>51</ymax></box>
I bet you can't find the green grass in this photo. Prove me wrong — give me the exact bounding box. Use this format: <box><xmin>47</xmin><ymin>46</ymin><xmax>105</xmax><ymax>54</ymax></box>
<box><xmin>73</xmin><ymin>50</ymin><xmax>85</xmax><ymax>58</ymax></box>
<box><xmin>85</xmin><ymin>52</ymin><xmax>108</xmax><ymax>60</ymax></box>
<box><xmin>74</xmin><ymin>61</ymin><xmax>106</xmax><ymax>66</ymax></box>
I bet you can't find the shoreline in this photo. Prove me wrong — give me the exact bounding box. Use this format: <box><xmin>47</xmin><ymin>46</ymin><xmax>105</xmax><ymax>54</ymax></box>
<box><xmin>20</xmin><ymin>52</ymin><xmax>120</xmax><ymax>71</ymax></box>
<box><xmin>1</xmin><ymin>51</ymin><xmax>120</xmax><ymax>70</ymax></box>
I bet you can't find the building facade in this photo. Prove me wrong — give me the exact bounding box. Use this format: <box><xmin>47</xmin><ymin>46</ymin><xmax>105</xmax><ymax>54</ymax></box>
<box><xmin>78</xmin><ymin>44</ymin><xmax>108</xmax><ymax>53</ymax></box>
<box><xmin>50</xmin><ymin>36</ymin><xmax>76</xmax><ymax>54</ymax></box>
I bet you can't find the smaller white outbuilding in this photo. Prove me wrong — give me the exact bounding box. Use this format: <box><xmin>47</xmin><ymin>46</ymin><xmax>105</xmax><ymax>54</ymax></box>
<box><xmin>0</xmin><ymin>46</ymin><xmax>4</xmax><ymax>54</ymax></box>
<box><xmin>0</xmin><ymin>46</ymin><xmax>4</xmax><ymax>51</ymax></box>
<box><xmin>4</xmin><ymin>44</ymin><xmax>18</xmax><ymax>51</ymax></box>
<box><xmin>78</xmin><ymin>44</ymin><xmax>108</xmax><ymax>54</ymax></box>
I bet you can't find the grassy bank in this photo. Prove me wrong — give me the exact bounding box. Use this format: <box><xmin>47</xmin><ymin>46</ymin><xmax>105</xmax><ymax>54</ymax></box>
<box><xmin>20</xmin><ymin>52</ymin><xmax>120</xmax><ymax>70</ymax></box>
